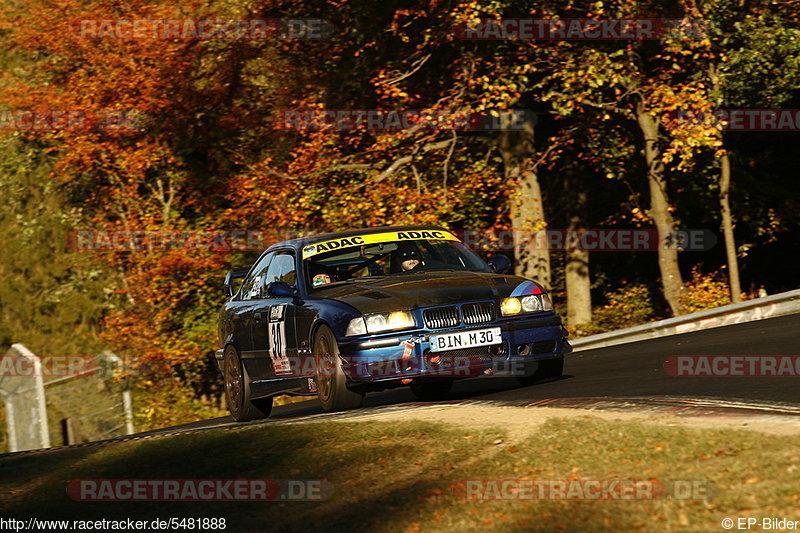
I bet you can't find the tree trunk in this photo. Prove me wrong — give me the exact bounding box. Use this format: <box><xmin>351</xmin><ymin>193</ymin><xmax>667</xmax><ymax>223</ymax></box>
<box><xmin>498</xmin><ymin>116</ymin><xmax>551</xmax><ymax>289</ymax></box>
<box><xmin>511</xmin><ymin>169</ymin><xmax>551</xmax><ymax>288</ymax></box>
<box><xmin>719</xmin><ymin>151</ymin><xmax>742</xmax><ymax>302</ymax></box>
<box><xmin>706</xmin><ymin>63</ymin><xmax>742</xmax><ymax>303</ymax></box>
<box><xmin>563</xmin><ymin>165</ymin><xmax>591</xmax><ymax>325</ymax></box>
<box><xmin>565</xmin><ymin>188</ymin><xmax>591</xmax><ymax>326</ymax></box>
<box><xmin>636</xmin><ymin>103</ymin><xmax>685</xmax><ymax>316</ymax></box>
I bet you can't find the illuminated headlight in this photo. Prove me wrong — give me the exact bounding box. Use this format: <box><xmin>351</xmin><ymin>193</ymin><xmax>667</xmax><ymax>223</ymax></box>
<box><xmin>346</xmin><ymin>310</ymin><xmax>415</xmax><ymax>336</ymax></box>
<box><xmin>501</xmin><ymin>294</ymin><xmax>553</xmax><ymax>316</ymax></box>
<box><xmin>500</xmin><ymin>298</ymin><xmax>522</xmax><ymax>316</ymax></box>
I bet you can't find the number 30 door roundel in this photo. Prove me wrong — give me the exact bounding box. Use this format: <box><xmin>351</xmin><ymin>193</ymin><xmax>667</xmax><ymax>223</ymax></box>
<box><xmin>268</xmin><ymin>304</ymin><xmax>291</xmax><ymax>375</ymax></box>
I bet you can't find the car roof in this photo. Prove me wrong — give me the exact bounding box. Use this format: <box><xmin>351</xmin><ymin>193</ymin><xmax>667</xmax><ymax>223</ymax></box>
<box><xmin>267</xmin><ymin>225</ymin><xmax>455</xmax><ymax>253</ymax></box>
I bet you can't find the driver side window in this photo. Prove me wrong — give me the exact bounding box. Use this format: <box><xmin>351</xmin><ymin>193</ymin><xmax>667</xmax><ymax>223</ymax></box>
<box><xmin>259</xmin><ymin>251</ymin><xmax>297</xmax><ymax>298</ymax></box>
<box><xmin>241</xmin><ymin>252</ymin><xmax>274</xmax><ymax>300</ymax></box>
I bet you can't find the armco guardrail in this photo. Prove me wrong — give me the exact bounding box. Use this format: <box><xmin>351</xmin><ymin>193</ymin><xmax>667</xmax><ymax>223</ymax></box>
<box><xmin>570</xmin><ymin>288</ymin><xmax>800</xmax><ymax>352</ymax></box>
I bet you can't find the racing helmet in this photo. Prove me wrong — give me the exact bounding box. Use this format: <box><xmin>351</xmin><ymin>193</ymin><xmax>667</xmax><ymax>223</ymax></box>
<box><xmin>396</xmin><ymin>242</ymin><xmax>419</xmax><ymax>260</ymax></box>
<box><xmin>392</xmin><ymin>242</ymin><xmax>421</xmax><ymax>271</ymax></box>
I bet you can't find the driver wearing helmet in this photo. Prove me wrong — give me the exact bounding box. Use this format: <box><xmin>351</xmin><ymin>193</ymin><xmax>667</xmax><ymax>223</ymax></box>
<box><xmin>395</xmin><ymin>242</ymin><xmax>422</xmax><ymax>272</ymax></box>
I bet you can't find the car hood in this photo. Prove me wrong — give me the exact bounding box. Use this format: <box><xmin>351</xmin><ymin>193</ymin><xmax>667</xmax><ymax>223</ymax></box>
<box><xmin>312</xmin><ymin>270</ymin><xmax>537</xmax><ymax>315</ymax></box>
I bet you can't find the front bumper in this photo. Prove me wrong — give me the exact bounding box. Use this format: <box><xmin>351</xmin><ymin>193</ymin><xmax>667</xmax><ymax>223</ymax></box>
<box><xmin>338</xmin><ymin>312</ymin><xmax>571</xmax><ymax>383</ymax></box>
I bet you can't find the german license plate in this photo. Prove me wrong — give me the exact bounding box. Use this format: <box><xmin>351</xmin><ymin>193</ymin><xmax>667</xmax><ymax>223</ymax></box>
<box><xmin>429</xmin><ymin>327</ymin><xmax>502</xmax><ymax>352</ymax></box>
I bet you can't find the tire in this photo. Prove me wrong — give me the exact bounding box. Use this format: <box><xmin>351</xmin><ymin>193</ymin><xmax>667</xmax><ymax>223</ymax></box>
<box><xmin>223</xmin><ymin>345</ymin><xmax>273</xmax><ymax>422</ymax></box>
<box><xmin>314</xmin><ymin>325</ymin><xmax>364</xmax><ymax>412</ymax></box>
<box><xmin>516</xmin><ymin>357</ymin><xmax>564</xmax><ymax>387</ymax></box>
<box><xmin>410</xmin><ymin>379</ymin><xmax>454</xmax><ymax>401</ymax></box>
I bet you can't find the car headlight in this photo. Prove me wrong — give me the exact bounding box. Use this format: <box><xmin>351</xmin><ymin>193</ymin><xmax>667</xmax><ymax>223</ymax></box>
<box><xmin>500</xmin><ymin>294</ymin><xmax>553</xmax><ymax>316</ymax></box>
<box><xmin>346</xmin><ymin>310</ymin><xmax>415</xmax><ymax>336</ymax></box>
<box><xmin>500</xmin><ymin>297</ymin><xmax>522</xmax><ymax>316</ymax></box>
<box><xmin>345</xmin><ymin>317</ymin><xmax>367</xmax><ymax>336</ymax></box>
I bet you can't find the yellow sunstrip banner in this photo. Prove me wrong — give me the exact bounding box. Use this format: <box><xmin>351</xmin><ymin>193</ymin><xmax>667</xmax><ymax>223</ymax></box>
<box><xmin>302</xmin><ymin>230</ymin><xmax>460</xmax><ymax>259</ymax></box>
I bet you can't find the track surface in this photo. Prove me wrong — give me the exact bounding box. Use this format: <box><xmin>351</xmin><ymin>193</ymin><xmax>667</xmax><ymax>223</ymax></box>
<box><xmin>164</xmin><ymin>313</ymin><xmax>799</xmax><ymax>434</ymax></box>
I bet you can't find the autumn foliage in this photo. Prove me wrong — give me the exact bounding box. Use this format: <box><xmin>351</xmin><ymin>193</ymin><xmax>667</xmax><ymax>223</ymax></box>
<box><xmin>2</xmin><ymin>0</ymin><xmax>799</xmax><ymax>427</ymax></box>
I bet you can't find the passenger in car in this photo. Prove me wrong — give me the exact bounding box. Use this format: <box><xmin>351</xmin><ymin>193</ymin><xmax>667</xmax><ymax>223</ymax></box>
<box><xmin>312</xmin><ymin>273</ymin><xmax>333</xmax><ymax>287</ymax></box>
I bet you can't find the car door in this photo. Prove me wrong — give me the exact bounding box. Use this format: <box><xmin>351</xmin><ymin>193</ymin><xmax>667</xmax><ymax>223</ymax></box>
<box><xmin>235</xmin><ymin>252</ymin><xmax>274</xmax><ymax>380</ymax></box>
<box><xmin>249</xmin><ymin>250</ymin><xmax>299</xmax><ymax>382</ymax></box>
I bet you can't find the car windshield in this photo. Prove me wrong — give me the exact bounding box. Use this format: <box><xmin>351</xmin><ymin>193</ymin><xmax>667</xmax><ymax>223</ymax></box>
<box><xmin>305</xmin><ymin>238</ymin><xmax>490</xmax><ymax>290</ymax></box>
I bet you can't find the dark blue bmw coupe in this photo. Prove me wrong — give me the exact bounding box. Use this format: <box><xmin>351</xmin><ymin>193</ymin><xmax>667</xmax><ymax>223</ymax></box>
<box><xmin>216</xmin><ymin>226</ymin><xmax>571</xmax><ymax>420</ymax></box>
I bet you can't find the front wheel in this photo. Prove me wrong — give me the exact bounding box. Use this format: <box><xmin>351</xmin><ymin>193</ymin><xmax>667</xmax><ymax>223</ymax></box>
<box><xmin>223</xmin><ymin>345</ymin><xmax>273</xmax><ymax>422</ymax></box>
<box><xmin>314</xmin><ymin>325</ymin><xmax>364</xmax><ymax>412</ymax></box>
<box><xmin>516</xmin><ymin>357</ymin><xmax>564</xmax><ymax>387</ymax></box>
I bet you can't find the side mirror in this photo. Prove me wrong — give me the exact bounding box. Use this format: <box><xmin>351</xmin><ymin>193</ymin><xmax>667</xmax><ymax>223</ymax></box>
<box><xmin>266</xmin><ymin>281</ymin><xmax>296</xmax><ymax>298</ymax></box>
<box><xmin>488</xmin><ymin>254</ymin><xmax>511</xmax><ymax>274</ymax></box>
<box><xmin>224</xmin><ymin>267</ymin><xmax>251</xmax><ymax>297</ymax></box>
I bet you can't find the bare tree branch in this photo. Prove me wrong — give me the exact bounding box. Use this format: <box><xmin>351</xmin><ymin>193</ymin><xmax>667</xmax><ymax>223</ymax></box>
<box><xmin>375</xmin><ymin>138</ymin><xmax>457</xmax><ymax>182</ymax></box>
<box><xmin>545</xmin><ymin>91</ymin><xmax>636</xmax><ymax>119</ymax></box>
<box><xmin>384</xmin><ymin>53</ymin><xmax>432</xmax><ymax>85</ymax></box>
<box><xmin>442</xmin><ymin>130</ymin><xmax>457</xmax><ymax>203</ymax></box>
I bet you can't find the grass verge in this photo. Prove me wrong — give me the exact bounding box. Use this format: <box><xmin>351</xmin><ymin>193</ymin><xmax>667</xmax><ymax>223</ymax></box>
<box><xmin>1</xmin><ymin>416</ymin><xmax>799</xmax><ymax>532</ymax></box>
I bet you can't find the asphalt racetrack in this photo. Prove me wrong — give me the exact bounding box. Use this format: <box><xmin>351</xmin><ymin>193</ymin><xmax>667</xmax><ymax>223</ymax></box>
<box><xmin>163</xmin><ymin>313</ymin><xmax>800</xmax><ymax>434</ymax></box>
